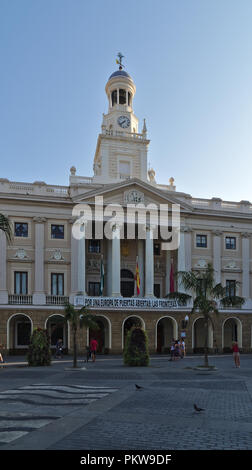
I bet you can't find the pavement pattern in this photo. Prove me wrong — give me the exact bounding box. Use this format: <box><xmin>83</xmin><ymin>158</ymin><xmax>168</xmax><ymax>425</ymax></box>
<box><xmin>0</xmin><ymin>354</ymin><xmax>251</xmax><ymax>450</ymax></box>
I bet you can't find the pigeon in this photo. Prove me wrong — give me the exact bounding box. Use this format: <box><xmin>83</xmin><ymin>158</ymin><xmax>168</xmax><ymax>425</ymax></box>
<box><xmin>194</xmin><ymin>403</ymin><xmax>205</xmax><ymax>412</ymax></box>
<box><xmin>135</xmin><ymin>384</ymin><xmax>144</xmax><ymax>390</ymax></box>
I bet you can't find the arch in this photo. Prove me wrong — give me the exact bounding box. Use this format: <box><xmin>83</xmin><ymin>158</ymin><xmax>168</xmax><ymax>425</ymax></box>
<box><xmin>7</xmin><ymin>313</ymin><xmax>33</xmax><ymax>351</ymax></box>
<box><xmin>222</xmin><ymin>317</ymin><xmax>242</xmax><ymax>350</ymax></box>
<box><xmin>192</xmin><ymin>316</ymin><xmax>213</xmax><ymax>351</ymax></box>
<box><xmin>45</xmin><ymin>314</ymin><xmax>69</xmax><ymax>350</ymax></box>
<box><xmin>155</xmin><ymin>316</ymin><xmax>178</xmax><ymax>352</ymax></box>
<box><xmin>122</xmin><ymin>315</ymin><xmax>145</xmax><ymax>350</ymax></box>
<box><xmin>87</xmin><ymin>314</ymin><xmax>112</xmax><ymax>352</ymax></box>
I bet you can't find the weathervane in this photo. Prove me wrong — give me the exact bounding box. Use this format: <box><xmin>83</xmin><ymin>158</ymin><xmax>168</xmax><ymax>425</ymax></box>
<box><xmin>116</xmin><ymin>52</ymin><xmax>125</xmax><ymax>70</ymax></box>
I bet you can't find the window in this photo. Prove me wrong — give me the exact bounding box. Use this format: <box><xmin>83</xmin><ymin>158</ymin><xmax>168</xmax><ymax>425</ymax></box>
<box><xmin>154</xmin><ymin>243</ymin><xmax>161</xmax><ymax>256</ymax></box>
<box><xmin>196</xmin><ymin>234</ymin><xmax>207</xmax><ymax>248</ymax></box>
<box><xmin>119</xmin><ymin>89</ymin><xmax>126</xmax><ymax>104</ymax></box>
<box><xmin>88</xmin><ymin>282</ymin><xmax>100</xmax><ymax>296</ymax></box>
<box><xmin>225</xmin><ymin>237</ymin><xmax>236</xmax><ymax>250</ymax></box>
<box><xmin>88</xmin><ymin>240</ymin><xmax>101</xmax><ymax>253</ymax></box>
<box><xmin>128</xmin><ymin>92</ymin><xmax>131</xmax><ymax>106</ymax></box>
<box><xmin>14</xmin><ymin>272</ymin><xmax>28</xmax><ymax>295</ymax></box>
<box><xmin>119</xmin><ymin>161</ymin><xmax>130</xmax><ymax>179</ymax></box>
<box><xmin>226</xmin><ymin>280</ymin><xmax>236</xmax><ymax>297</ymax></box>
<box><xmin>15</xmin><ymin>222</ymin><xmax>28</xmax><ymax>238</ymax></box>
<box><xmin>51</xmin><ymin>273</ymin><xmax>64</xmax><ymax>296</ymax></box>
<box><xmin>111</xmin><ymin>90</ymin><xmax>117</xmax><ymax>106</ymax></box>
<box><xmin>154</xmin><ymin>284</ymin><xmax>161</xmax><ymax>298</ymax></box>
<box><xmin>51</xmin><ymin>224</ymin><xmax>64</xmax><ymax>239</ymax></box>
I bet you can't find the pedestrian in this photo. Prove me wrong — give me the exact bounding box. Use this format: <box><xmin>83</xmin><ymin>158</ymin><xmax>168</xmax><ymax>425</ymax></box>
<box><xmin>55</xmin><ymin>338</ymin><xmax>63</xmax><ymax>359</ymax></box>
<box><xmin>0</xmin><ymin>344</ymin><xmax>4</xmax><ymax>366</ymax></box>
<box><xmin>170</xmin><ymin>338</ymin><xmax>175</xmax><ymax>361</ymax></box>
<box><xmin>180</xmin><ymin>338</ymin><xmax>185</xmax><ymax>358</ymax></box>
<box><xmin>85</xmin><ymin>345</ymin><xmax>91</xmax><ymax>362</ymax></box>
<box><xmin>174</xmin><ymin>340</ymin><xmax>180</xmax><ymax>360</ymax></box>
<box><xmin>232</xmin><ymin>341</ymin><xmax>240</xmax><ymax>368</ymax></box>
<box><xmin>90</xmin><ymin>337</ymin><xmax>98</xmax><ymax>362</ymax></box>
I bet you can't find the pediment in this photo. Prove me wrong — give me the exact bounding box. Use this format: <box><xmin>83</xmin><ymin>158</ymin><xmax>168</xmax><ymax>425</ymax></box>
<box><xmin>72</xmin><ymin>178</ymin><xmax>193</xmax><ymax>213</ymax></box>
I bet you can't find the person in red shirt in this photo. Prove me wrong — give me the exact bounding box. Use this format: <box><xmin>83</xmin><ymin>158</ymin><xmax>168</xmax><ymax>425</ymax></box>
<box><xmin>232</xmin><ymin>341</ymin><xmax>240</xmax><ymax>368</ymax></box>
<box><xmin>90</xmin><ymin>338</ymin><xmax>98</xmax><ymax>362</ymax></box>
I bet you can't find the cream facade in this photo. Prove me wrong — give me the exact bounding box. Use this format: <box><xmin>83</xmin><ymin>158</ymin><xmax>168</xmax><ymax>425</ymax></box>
<box><xmin>1</xmin><ymin>66</ymin><xmax>252</xmax><ymax>355</ymax></box>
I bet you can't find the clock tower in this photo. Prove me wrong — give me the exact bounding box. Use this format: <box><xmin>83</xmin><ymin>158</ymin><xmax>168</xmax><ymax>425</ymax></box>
<box><xmin>93</xmin><ymin>57</ymin><xmax>150</xmax><ymax>183</ymax></box>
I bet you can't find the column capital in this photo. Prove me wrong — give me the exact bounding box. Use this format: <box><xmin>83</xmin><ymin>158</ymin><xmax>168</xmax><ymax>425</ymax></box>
<box><xmin>33</xmin><ymin>217</ymin><xmax>47</xmax><ymax>223</ymax></box>
<box><xmin>180</xmin><ymin>226</ymin><xmax>193</xmax><ymax>233</ymax></box>
<box><xmin>212</xmin><ymin>230</ymin><xmax>223</xmax><ymax>236</ymax></box>
<box><xmin>241</xmin><ymin>232</ymin><xmax>251</xmax><ymax>239</ymax></box>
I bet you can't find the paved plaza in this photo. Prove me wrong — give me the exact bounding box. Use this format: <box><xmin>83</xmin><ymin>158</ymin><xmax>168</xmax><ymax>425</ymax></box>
<box><xmin>0</xmin><ymin>353</ymin><xmax>251</xmax><ymax>450</ymax></box>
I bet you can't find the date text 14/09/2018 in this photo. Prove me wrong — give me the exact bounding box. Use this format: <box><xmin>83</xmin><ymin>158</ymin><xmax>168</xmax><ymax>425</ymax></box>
<box><xmin>80</xmin><ymin>455</ymin><xmax>172</xmax><ymax>466</ymax></box>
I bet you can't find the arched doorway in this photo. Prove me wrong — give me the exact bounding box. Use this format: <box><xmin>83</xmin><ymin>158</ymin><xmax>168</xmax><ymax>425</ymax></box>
<box><xmin>45</xmin><ymin>314</ymin><xmax>68</xmax><ymax>352</ymax></box>
<box><xmin>193</xmin><ymin>317</ymin><xmax>213</xmax><ymax>353</ymax></box>
<box><xmin>7</xmin><ymin>314</ymin><xmax>33</xmax><ymax>354</ymax></box>
<box><xmin>223</xmin><ymin>317</ymin><xmax>242</xmax><ymax>352</ymax></box>
<box><xmin>121</xmin><ymin>269</ymin><xmax>134</xmax><ymax>297</ymax></box>
<box><xmin>122</xmin><ymin>315</ymin><xmax>145</xmax><ymax>349</ymax></box>
<box><xmin>88</xmin><ymin>316</ymin><xmax>111</xmax><ymax>354</ymax></box>
<box><xmin>156</xmin><ymin>317</ymin><xmax>177</xmax><ymax>353</ymax></box>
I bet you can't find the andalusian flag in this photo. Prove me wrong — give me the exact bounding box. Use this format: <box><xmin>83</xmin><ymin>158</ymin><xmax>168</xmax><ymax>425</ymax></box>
<box><xmin>135</xmin><ymin>256</ymin><xmax>140</xmax><ymax>296</ymax></box>
<box><xmin>100</xmin><ymin>255</ymin><xmax>104</xmax><ymax>295</ymax></box>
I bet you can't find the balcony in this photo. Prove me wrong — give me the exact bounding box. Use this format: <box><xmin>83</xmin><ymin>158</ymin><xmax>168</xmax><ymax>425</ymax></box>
<box><xmin>46</xmin><ymin>295</ymin><xmax>69</xmax><ymax>306</ymax></box>
<box><xmin>8</xmin><ymin>295</ymin><xmax>33</xmax><ymax>305</ymax></box>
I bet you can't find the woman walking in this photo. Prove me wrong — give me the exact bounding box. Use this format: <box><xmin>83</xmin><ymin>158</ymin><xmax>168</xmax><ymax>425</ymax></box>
<box><xmin>232</xmin><ymin>341</ymin><xmax>240</xmax><ymax>368</ymax></box>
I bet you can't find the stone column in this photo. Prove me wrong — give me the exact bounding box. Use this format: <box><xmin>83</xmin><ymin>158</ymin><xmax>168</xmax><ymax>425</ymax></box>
<box><xmin>137</xmin><ymin>239</ymin><xmax>144</xmax><ymax>297</ymax></box>
<box><xmin>145</xmin><ymin>226</ymin><xmax>154</xmax><ymax>297</ymax></box>
<box><xmin>242</xmin><ymin>232</ymin><xmax>250</xmax><ymax>301</ymax></box>
<box><xmin>77</xmin><ymin>223</ymin><xmax>86</xmax><ymax>295</ymax></box>
<box><xmin>111</xmin><ymin>225</ymin><xmax>121</xmax><ymax>297</ymax></box>
<box><xmin>212</xmin><ymin>230</ymin><xmax>222</xmax><ymax>285</ymax></box>
<box><xmin>106</xmin><ymin>238</ymin><xmax>112</xmax><ymax>297</ymax></box>
<box><xmin>33</xmin><ymin>217</ymin><xmax>46</xmax><ymax>305</ymax></box>
<box><xmin>69</xmin><ymin>218</ymin><xmax>78</xmax><ymax>303</ymax></box>
<box><xmin>177</xmin><ymin>228</ymin><xmax>186</xmax><ymax>293</ymax></box>
<box><xmin>165</xmin><ymin>250</ymin><xmax>171</xmax><ymax>296</ymax></box>
<box><xmin>0</xmin><ymin>231</ymin><xmax>8</xmax><ymax>304</ymax></box>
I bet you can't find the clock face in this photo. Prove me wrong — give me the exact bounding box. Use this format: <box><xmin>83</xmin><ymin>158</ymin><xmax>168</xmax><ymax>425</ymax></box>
<box><xmin>117</xmin><ymin>115</ymin><xmax>130</xmax><ymax>128</ymax></box>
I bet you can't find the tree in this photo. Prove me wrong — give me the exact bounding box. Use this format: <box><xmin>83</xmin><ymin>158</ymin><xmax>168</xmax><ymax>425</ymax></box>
<box><xmin>27</xmin><ymin>328</ymin><xmax>51</xmax><ymax>366</ymax></box>
<box><xmin>167</xmin><ymin>263</ymin><xmax>245</xmax><ymax>367</ymax></box>
<box><xmin>123</xmin><ymin>327</ymin><xmax>149</xmax><ymax>367</ymax></box>
<box><xmin>64</xmin><ymin>302</ymin><xmax>99</xmax><ymax>368</ymax></box>
<box><xmin>0</xmin><ymin>213</ymin><xmax>12</xmax><ymax>243</ymax></box>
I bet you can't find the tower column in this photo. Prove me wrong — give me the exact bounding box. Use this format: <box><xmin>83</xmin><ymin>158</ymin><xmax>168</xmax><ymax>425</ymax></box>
<box><xmin>33</xmin><ymin>217</ymin><xmax>46</xmax><ymax>305</ymax></box>
<box><xmin>77</xmin><ymin>223</ymin><xmax>86</xmax><ymax>295</ymax></box>
<box><xmin>145</xmin><ymin>226</ymin><xmax>154</xmax><ymax>297</ymax></box>
<box><xmin>0</xmin><ymin>230</ymin><xmax>8</xmax><ymax>304</ymax></box>
<box><xmin>212</xmin><ymin>231</ymin><xmax>222</xmax><ymax>285</ymax></box>
<box><xmin>111</xmin><ymin>225</ymin><xmax>121</xmax><ymax>297</ymax></box>
<box><xmin>242</xmin><ymin>233</ymin><xmax>250</xmax><ymax>300</ymax></box>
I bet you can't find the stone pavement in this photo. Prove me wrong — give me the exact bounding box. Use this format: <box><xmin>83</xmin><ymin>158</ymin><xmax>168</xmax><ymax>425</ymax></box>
<box><xmin>0</xmin><ymin>354</ymin><xmax>251</xmax><ymax>450</ymax></box>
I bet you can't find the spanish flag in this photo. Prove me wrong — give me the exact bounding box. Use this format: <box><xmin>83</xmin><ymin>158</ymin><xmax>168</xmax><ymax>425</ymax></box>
<box><xmin>135</xmin><ymin>256</ymin><xmax>140</xmax><ymax>296</ymax></box>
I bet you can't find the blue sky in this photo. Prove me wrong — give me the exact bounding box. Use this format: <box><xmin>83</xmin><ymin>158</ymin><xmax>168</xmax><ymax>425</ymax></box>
<box><xmin>1</xmin><ymin>0</ymin><xmax>252</xmax><ymax>202</ymax></box>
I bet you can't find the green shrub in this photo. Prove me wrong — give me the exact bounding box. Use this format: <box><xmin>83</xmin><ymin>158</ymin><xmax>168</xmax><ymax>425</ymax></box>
<box><xmin>27</xmin><ymin>328</ymin><xmax>51</xmax><ymax>366</ymax></box>
<box><xmin>123</xmin><ymin>327</ymin><xmax>149</xmax><ymax>367</ymax></box>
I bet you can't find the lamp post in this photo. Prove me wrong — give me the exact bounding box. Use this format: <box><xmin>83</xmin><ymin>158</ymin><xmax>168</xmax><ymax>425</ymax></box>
<box><xmin>181</xmin><ymin>315</ymin><xmax>189</xmax><ymax>336</ymax></box>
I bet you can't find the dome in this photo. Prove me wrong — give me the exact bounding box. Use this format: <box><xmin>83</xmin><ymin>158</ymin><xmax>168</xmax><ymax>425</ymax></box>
<box><xmin>108</xmin><ymin>70</ymin><xmax>132</xmax><ymax>80</ymax></box>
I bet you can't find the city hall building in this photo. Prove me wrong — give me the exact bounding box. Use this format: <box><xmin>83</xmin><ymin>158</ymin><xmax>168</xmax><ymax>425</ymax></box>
<box><xmin>0</xmin><ymin>64</ymin><xmax>252</xmax><ymax>355</ymax></box>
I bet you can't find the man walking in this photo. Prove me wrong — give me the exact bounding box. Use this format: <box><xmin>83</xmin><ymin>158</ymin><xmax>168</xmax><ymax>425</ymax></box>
<box><xmin>90</xmin><ymin>338</ymin><xmax>98</xmax><ymax>362</ymax></box>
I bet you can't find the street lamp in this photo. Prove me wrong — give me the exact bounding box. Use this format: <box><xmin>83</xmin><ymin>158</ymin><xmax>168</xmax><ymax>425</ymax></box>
<box><xmin>181</xmin><ymin>315</ymin><xmax>189</xmax><ymax>332</ymax></box>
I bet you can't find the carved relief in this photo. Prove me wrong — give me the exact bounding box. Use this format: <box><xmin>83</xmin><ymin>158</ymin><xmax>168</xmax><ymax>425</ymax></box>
<box><xmin>124</xmin><ymin>189</ymin><xmax>144</xmax><ymax>204</ymax></box>
<box><xmin>50</xmin><ymin>249</ymin><xmax>65</xmax><ymax>261</ymax></box>
<box><xmin>14</xmin><ymin>249</ymin><xmax>29</xmax><ymax>260</ymax></box>
<box><xmin>194</xmin><ymin>259</ymin><xmax>207</xmax><ymax>269</ymax></box>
